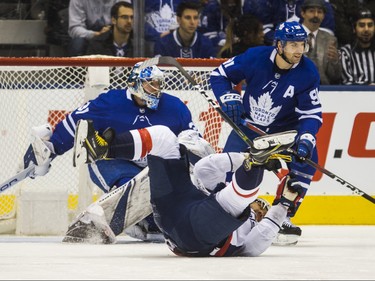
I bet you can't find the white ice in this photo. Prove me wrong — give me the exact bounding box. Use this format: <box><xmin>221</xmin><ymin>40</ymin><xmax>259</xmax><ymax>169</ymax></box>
<box><xmin>1</xmin><ymin>226</ymin><xmax>375</xmax><ymax>280</ymax></box>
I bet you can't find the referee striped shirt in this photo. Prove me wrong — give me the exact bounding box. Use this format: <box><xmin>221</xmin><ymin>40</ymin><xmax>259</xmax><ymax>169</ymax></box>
<box><xmin>340</xmin><ymin>42</ymin><xmax>375</xmax><ymax>85</ymax></box>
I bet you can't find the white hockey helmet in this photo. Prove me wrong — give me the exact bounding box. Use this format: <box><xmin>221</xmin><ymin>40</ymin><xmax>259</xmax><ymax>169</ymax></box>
<box><xmin>127</xmin><ymin>62</ymin><xmax>165</xmax><ymax>110</ymax></box>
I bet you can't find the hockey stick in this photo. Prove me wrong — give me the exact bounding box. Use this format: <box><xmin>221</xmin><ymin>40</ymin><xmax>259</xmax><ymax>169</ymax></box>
<box><xmin>152</xmin><ymin>56</ymin><xmax>375</xmax><ymax>205</ymax></box>
<box><xmin>241</xmin><ymin>119</ymin><xmax>375</xmax><ymax>204</ymax></box>
<box><xmin>151</xmin><ymin>56</ymin><xmax>254</xmax><ymax>148</ymax></box>
<box><xmin>0</xmin><ymin>164</ymin><xmax>35</xmax><ymax>193</ymax></box>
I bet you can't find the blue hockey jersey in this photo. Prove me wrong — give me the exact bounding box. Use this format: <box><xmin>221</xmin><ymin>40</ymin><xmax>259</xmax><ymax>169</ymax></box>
<box><xmin>50</xmin><ymin>88</ymin><xmax>195</xmax><ymax>155</ymax></box>
<box><xmin>210</xmin><ymin>46</ymin><xmax>322</xmax><ymax>136</ymax></box>
<box><xmin>154</xmin><ymin>29</ymin><xmax>216</xmax><ymax>58</ymax></box>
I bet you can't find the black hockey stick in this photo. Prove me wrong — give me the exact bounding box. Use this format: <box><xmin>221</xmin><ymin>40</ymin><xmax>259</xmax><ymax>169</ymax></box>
<box><xmin>151</xmin><ymin>56</ymin><xmax>254</xmax><ymax>148</ymax></box>
<box><xmin>151</xmin><ymin>56</ymin><xmax>375</xmax><ymax>205</ymax></box>
<box><xmin>241</xmin><ymin>118</ymin><xmax>375</xmax><ymax>204</ymax></box>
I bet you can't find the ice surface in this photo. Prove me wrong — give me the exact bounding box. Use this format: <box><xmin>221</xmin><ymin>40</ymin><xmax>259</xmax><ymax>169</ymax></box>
<box><xmin>1</xmin><ymin>226</ymin><xmax>374</xmax><ymax>280</ymax></box>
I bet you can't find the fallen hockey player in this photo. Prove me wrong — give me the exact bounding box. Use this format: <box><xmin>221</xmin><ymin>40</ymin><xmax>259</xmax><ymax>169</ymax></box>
<box><xmin>64</xmin><ymin>120</ymin><xmax>303</xmax><ymax>256</ymax></box>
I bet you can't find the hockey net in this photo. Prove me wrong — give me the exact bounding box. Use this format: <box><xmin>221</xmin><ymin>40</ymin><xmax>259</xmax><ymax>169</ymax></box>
<box><xmin>0</xmin><ymin>56</ymin><xmax>233</xmax><ymax>235</ymax></box>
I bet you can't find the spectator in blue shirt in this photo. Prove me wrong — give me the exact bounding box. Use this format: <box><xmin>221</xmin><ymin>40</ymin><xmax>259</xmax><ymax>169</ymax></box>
<box><xmin>154</xmin><ymin>1</ymin><xmax>216</xmax><ymax>58</ymax></box>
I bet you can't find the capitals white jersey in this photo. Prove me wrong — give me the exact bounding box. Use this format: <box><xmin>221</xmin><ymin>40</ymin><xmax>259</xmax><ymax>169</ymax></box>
<box><xmin>193</xmin><ymin>152</ymin><xmax>284</xmax><ymax>257</ymax></box>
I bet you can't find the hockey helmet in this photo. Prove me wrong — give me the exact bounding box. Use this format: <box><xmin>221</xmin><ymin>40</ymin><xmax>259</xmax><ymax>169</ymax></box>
<box><xmin>274</xmin><ymin>21</ymin><xmax>308</xmax><ymax>53</ymax></box>
<box><xmin>251</xmin><ymin>198</ymin><xmax>271</xmax><ymax>222</ymax></box>
<box><xmin>127</xmin><ymin>62</ymin><xmax>165</xmax><ymax>110</ymax></box>
<box><xmin>274</xmin><ymin>21</ymin><xmax>307</xmax><ymax>42</ymax></box>
<box><xmin>254</xmin><ymin>198</ymin><xmax>271</xmax><ymax>211</ymax></box>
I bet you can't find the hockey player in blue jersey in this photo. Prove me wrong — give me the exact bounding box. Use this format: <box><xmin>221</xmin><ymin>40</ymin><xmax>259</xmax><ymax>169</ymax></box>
<box><xmin>153</xmin><ymin>1</ymin><xmax>216</xmax><ymax>58</ymax></box>
<box><xmin>210</xmin><ymin>21</ymin><xmax>323</xmax><ymax>245</ymax></box>
<box><xmin>20</xmin><ymin>61</ymin><xmax>197</xmax><ymax>243</ymax></box>
<box><xmin>70</xmin><ymin>122</ymin><xmax>302</xmax><ymax>256</ymax></box>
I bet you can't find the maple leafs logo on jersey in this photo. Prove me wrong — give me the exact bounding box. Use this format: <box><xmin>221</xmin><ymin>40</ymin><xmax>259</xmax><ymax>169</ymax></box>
<box><xmin>147</xmin><ymin>4</ymin><xmax>176</xmax><ymax>33</ymax></box>
<box><xmin>249</xmin><ymin>93</ymin><xmax>282</xmax><ymax>126</ymax></box>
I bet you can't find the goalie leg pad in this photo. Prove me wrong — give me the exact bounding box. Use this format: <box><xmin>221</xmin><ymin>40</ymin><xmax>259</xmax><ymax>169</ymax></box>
<box><xmin>63</xmin><ymin>167</ymin><xmax>152</xmax><ymax>243</ymax></box>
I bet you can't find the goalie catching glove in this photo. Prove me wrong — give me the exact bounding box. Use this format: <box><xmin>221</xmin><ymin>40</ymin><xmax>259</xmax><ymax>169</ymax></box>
<box><xmin>19</xmin><ymin>123</ymin><xmax>55</xmax><ymax>179</ymax></box>
<box><xmin>219</xmin><ymin>90</ymin><xmax>244</xmax><ymax>126</ymax></box>
<box><xmin>73</xmin><ymin>119</ymin><xmax>114</xmax><ymax>167</ymax></box>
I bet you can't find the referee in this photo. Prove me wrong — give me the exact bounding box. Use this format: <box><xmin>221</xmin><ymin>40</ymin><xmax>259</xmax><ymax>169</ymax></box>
<box><xmin>340</xmin><ymin>8</ymin><xmax>375</xmax><ymax>85</ymax></box>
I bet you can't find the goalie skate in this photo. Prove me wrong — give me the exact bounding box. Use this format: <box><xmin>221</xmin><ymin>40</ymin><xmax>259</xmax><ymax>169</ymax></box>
<box><xmin>63</xmin><ymin>204</ymin><xmax>116</xmax><ymax>244</ymax></box>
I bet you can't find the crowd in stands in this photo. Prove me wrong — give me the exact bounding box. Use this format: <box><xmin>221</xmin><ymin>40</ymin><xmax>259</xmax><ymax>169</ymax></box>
<box><xmin>1</xmin><ymin>0</ymin><xmax>374</xmax><ymax>85</ymax></box>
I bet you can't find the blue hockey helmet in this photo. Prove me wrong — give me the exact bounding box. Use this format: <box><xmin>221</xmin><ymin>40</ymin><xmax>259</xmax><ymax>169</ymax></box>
<box><xmin>274</xmin><ymin>21</ymin><xmax>307</xmax><ymax>43</ymax></box>
<box><xmin>127</xmin><ymin>62</ymin><xmax>165</xmax><ymax>110</ymax></box>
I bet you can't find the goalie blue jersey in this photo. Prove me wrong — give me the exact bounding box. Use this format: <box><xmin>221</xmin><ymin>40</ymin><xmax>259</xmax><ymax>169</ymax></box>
<box><xmin>210</xmin><ymin>46</ymin><xmax>322</xmax><ymax>136</ymax></box>
<box><xmin>50</xmin><ymin>89</ymin><xmax>195</xmax><ymax>155</ymax></box>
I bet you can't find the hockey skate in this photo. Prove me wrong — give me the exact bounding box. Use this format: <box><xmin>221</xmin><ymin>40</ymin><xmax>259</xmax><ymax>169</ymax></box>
<box><xmin>125</xmin><ymin>215</ymin><xmax>165</xmax><ymax>243</ymax></box>
<box><xmin>244</xmin><ymin>130</ymin><xmax>297</xmax><ymax>170</ymax></box>
<box><xmin>272</xmin><ymin>217</ymin><xmax>302</xmax><ymax>246</ymax></box>
<box><xmin>73</xmin><ymin>119</ymin><xmax>114</xmax><ymax>167</ymax></box>
<box><xmin>62</xmin><ymin>204</ymin><xmax>116</xmax><ymax>244</ymax></box>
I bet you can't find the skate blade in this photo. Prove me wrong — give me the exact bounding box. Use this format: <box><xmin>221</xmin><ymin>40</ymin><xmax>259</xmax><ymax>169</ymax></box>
<box><xmin>272</xmin><ymin>233</ymin><xmax>299</xmax><ymax>246</ymax></box>
<box><xmin>73</xmin><ymin>120</ymin><xmax>89</xmax><ymax>167</ymax></box>
<box><xmin>253</xmin><ymin>130</ymin><xmax>297</xmax><ymax>150</ymax></box>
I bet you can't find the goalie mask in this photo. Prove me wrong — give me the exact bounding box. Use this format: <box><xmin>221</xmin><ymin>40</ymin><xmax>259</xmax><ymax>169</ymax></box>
<box><xmin>127</xmin><ymin>62</ymin><xmax>165</xmax><ymax>110</ymax></box>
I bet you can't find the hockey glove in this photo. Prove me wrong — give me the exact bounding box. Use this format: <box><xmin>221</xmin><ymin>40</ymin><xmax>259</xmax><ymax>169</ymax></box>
<box><xmin>219</xmin><ymin>90</ymin><xmax>244</xmax><ymax>126</ymax></box>
<box><xmin>20</xmin><ymin>124</ymin><xmax>55</xmax><ymax>179</ymax></box>
<box><xmin>296</xmin><ymin>133</ymin><xmax>316</xmax><ymax>159</ymax></box>
<box><xmin>273</xmin><ymin>174</ymin><xmax>304</xmax><ymax>214</ymax></box>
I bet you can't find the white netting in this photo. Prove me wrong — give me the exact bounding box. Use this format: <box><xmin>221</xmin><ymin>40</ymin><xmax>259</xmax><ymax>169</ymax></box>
<box><xmin>0</xmin><ymin>57</ymin><xmax>231</xmax><ymax>234</ymax></box>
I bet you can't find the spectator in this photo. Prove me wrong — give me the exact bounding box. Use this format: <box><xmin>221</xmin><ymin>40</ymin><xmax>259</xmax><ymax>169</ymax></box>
<box><xmin>144</xmin><ymin>0</ymin><xmax>183</xmax><ymax>56</ymax></box>
<box><xmin>301</xmin><ymin>0</ymin><xmax>342</xmax><ymax>85</ymax></box>
<box><xmin>41</xmin><ymin>0</ymin><xmax>70</xmax><ymax>57</ymax></box>
<box><xmin>86</xmin><ymin>1</ymin><xmax>134</xmax><ymax>57</ymax></box>
<box><xmin>218</xmin><ymin>14</ymin><xmax>264</xmax><ymax>58</ymax></box>
<box><xmin>154</xmin><ymin>1</ymin><xmax>216</xmax><ymax>58</ymax></box>
<box><xmin>251</xmin><ymin>0</ymin><xmax>335</xmax><ymax>46</ymax></box>
<box><xmin>68</xmin><ymin>0</ymin><xmax>131</xmax><ymax>56</ymax></box>
<box><xmin>199</xmin><ymin>0</ymin><xmax>254</xmax><ymax>54</ymax></box>
<box><xmin>340</xmin><ymin>8</ymin><xmax>375</xmax><ymax>85</ymax></box>
<box><xmin>330</xmin><ymin>0</ymin><xmax>375</xmax><ymax>47</ymax></box>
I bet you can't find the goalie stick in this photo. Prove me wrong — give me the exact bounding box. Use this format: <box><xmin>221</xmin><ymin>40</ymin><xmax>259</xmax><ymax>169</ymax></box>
<box><xmin>149</xmin><ymin>56</ymin><xmax>375</xmax><ymax>205</ymax></box>
<box><xmin>0</xmin><ymin>164</ymin><xmax>35</xmax><ymax>193</ymax></box>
